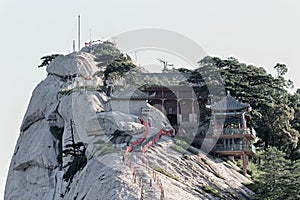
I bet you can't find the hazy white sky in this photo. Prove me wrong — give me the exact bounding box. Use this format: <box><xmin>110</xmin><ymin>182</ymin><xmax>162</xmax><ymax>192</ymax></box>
<box><xmin>0</xmin><ymin>0</ymin><xmax>299</xmax><ymax>197</ymax></box>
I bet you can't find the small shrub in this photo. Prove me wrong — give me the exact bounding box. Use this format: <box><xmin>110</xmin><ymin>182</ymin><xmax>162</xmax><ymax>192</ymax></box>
<box><xmin>152</xmin><ymin>166</ymin><xmax>179</xmax><ymax>181</ymax></box>
<box><xmin>247</xmin><ymin>161</ymin><xmax>260</xmax><ymax>179</ymax></box>
<box><xmin>188</xmin><ymin>146</ymin><xmax>200</xmax><ymax>155</ymax></box>
<box><xmin>100</xmin><ymin>146</ymin><xmax>118</xmax><ymax>156</ymax></box>
<box><xmin>62</xmin><ymin>120</ymin><xmax>87</xmax><ymax>183</ymax></box>
<box><xmin>236</xmin><ymin>159</ymin><xmax>243</xmax><ymax>168</ymax></box>
<box><xmin>63</xmin><ymin>156</ymin><xmax>87</xmax><ymax>182</ymax></box>
<box><xmin>225</xmin><ymin>191</ymin><xmax>238</xmax><ymax>199</ymax></box>
<box><xmin>58</xmin><ymin>89</ymin><xmax>74</xmax><ymax>96</ymax></box>
<box><xmin>170</xmin><ymin>145</ymin><xmax>185</xmax><ymax>154</ymax></box>
<box><xmin>194</xmin><ymin>188</ymin><xmax>204</xmax><ymax>195</ymax></box>
<box><xmin>201</xmin><ymin>157</ymin><xmax>209</xmax><ymax>165</ymax></box>
<box><xmin>174</xmin><ymin>139</ymin><xmax>190</xmax><ymax>149</ymax></box>
<box><xmin>183</xmin><ymin>154</ymin><xmax>190</xmax><ymax>160</ymax></box>
<box><xmin>202</xmin><ymin>184</ymin><xmax>224</xmax><ymax>199</ymax></box>
<box><xmin>95</xmin><ymin>143</ymin><xmax>118</xmax><ymax>156</ymax></box>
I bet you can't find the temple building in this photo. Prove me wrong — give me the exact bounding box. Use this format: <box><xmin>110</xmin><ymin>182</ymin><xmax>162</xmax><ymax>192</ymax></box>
<box><xmin>209</xmin><ymin>92</ymin><xmax>256</xmax><ymax>175</ymax></box>
<box><xmin>111</xmin><ymin>71</ymin><xmax>207</xmax><ymax>128</ymax></box>
<box><xmin>108</xmin><ymin>86</ymin><xmax>153</xmax><ymax>115</ymax></box>
<box><xmin>109</xmin><ymin>69</ymin><xmax>256</xmax><ymax>175</ymax></box>
<box><xmin>142</xmin><ymin>86</ymin><xmax>200</xmax><ymax>126</ymax></box>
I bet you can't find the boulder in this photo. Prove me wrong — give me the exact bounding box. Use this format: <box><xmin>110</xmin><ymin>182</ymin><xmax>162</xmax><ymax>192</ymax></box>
<box><xmin>47</xmin><ymin>52</ymin><xmax>99</xmax><ymax>78</ymax></box>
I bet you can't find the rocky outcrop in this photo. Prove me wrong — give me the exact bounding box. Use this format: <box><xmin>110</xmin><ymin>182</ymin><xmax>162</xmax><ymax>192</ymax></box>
<box><xmin>46</xmin><ymin>52</ymin><xmax>99</xmax><ymax>78</ymax></box>
<box><xmin>5</xmin><ymin>47</ymin><xmax>254</xmax><ymax>200</ymax></box>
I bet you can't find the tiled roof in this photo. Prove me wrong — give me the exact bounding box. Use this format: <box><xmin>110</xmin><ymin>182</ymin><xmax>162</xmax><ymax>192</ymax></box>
<box><xmin>111</xmin><ymin>86</ymin><xmax>149</xmax><ymax>100</ymax></box>
<box><xmin>211</xmin><ymin>93</ymin><xmax>250</xmax><ymax>111</ymax></box>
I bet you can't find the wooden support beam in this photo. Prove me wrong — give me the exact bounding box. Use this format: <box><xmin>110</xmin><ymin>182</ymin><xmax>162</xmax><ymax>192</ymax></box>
<box><xmin>242</xmin><ymin>153</ymin><xmax>248</xmax><ymax>176</ymax></box>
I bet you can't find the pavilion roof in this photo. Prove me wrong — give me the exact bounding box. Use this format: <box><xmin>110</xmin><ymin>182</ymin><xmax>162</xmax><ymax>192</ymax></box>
<box><xmin>211</xmin><ymin>92</ymin><xmax>250</xmax><ymax>111</ymax></box>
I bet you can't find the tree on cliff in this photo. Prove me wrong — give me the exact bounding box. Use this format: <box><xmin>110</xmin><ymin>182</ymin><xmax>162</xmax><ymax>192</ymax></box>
<box><xmin>38</xmin><ymin>54</ymin><xmax>60</xmax><ymax>68</ymax></box>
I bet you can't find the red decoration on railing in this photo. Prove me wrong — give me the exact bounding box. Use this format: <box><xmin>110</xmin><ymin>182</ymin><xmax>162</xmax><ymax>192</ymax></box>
<box><xmin>124</xmin><ymin>123</ymin><xmax>173</xmax><ymax>200</ymax></box>
<box><xmin>126</xmin><ymin>122</ymin><xmax>149</xmax><ymax>153</ymax></box>
<box><xmin>142</xmin><ymin>128</ymin><xmax>173</xmax><ymax>156</ymax></box>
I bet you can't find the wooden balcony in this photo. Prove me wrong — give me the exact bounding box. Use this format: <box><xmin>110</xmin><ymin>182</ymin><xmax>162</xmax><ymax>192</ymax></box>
<box><xmin>214</xmin><ymin>144</ymin><xmax>256</xmax><ymax>156</ymax></box>
<box><xmin>212</xmin><ymin>128</ymin><xmax>256</xmax><ymax>140</ymax></box>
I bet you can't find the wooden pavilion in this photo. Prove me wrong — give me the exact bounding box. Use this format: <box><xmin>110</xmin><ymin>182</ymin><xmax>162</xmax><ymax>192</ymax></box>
<box><xmin>210</xmin><ymin>91</ymin><xmax>256</xmax><ymax>175</ymax></box>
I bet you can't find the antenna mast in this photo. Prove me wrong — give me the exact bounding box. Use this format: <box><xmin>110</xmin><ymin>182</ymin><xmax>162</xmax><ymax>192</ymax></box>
<box><xmin>78</xmin><ymin>15</ymin><xmax>81</xmax><ymax>51</ymax></box>
<box><xmin>72</xmin><ymin>40</ymin><xmax>75</xmax><ymax>52</ymax></box>
<box><xmin>90</xmin><ymin>28</ymin><xmax>92</xmax><ymax>42</ymax></box>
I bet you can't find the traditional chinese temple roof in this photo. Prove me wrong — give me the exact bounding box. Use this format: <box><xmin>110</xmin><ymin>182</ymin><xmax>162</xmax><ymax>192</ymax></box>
<box><xmin>111</xmin><ymin>86</ymin><xmax>152</xmax><ymax>100</ymax></box>
<box><xmin>211</xmin><ymin>92</ymin><xmax>250</xmax><ymax>111</ymax></box>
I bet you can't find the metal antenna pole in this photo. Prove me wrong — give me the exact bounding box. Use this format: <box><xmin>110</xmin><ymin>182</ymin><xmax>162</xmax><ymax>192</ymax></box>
<box><xmin>90</xmin><ymin>28</ymin><xmax>92</xmax><ymax>42</ymax></box>
<box><xmin>73</xmin><ymin>40</ymin><xmax>75</xmax><ymax>52</ymax></box>
<box><xmin>78</xmin><ymin>15</ymin><xmax>81</xmax><ymax>51</ymax></box>
<box><xmin>135</xmin><ymin>51</ymin><xmax>138</xmax><ymax>62</ymax></box>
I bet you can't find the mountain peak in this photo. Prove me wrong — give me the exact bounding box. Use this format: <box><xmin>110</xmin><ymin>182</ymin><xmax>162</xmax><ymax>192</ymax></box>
<box><xmin>5</xmin><ymin>48</ymin><xmax>254</xmax><ymax>200</ymax></box>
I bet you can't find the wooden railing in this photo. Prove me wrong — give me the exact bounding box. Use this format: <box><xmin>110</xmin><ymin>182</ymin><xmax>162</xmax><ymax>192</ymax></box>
<box><xmin>124</xmin><ymin>123</ymin><xmax>173</xmax><ymax>200</ymax></box>
<box><xmin>215</xmin><ymin>144</ymin><xmax>256</xmax><ymax>153</ymax></box>
<box><xmin>142</xmin><ymin>128</ymin><xmax>173</xmax><ymax>155</ymax></box>
<box><xmin>126</xmin><ymin>122</ymin><xmax>149</xmax><ymax>152</ymax></box>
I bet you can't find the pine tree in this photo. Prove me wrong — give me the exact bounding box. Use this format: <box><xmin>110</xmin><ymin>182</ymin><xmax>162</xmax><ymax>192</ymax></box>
<box><xmin>250</xmin><ymin>147</ymin><xmax>299</xmax><ymax>199</ymax></box>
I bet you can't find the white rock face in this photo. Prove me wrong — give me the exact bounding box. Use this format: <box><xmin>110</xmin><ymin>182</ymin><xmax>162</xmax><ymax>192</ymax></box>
<box><xmin>5</xmin><ymin>48</ymin><xmax>254</xmax><ymax>200</ymax></box>
<box><xmin>46</xmin><ymin>52</ymin><xmax>99</xmax><ymax>78</ymax></box>
<box><xmin>4</xmin><ymin>49</ymin><xmax>162</xmax><ymax>200</ymax></box>
<box><xmin>5</xmin><ymin>74</ymin><xmax>62</xmax><ymax>200</ymax></box>
<box><xmin>96</xmin><ymin>111</ymin><xmax>145</xmax><ymax>135</ymax></box>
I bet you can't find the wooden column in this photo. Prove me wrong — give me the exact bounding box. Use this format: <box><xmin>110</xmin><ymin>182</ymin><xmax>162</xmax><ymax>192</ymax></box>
<box><xmin>176</xmin><ymin>99</ymin><xmax>179</xmax><ymax>125</ymax></box>
<box><xmin>242</xmin><ymin>112</ymin><xmax>247</xmax><ymax>129</ymax></box>
<box><xmin>242</xmin><ymin>153</ymin><xmax>248</xmax><ymax>176</ymax></box>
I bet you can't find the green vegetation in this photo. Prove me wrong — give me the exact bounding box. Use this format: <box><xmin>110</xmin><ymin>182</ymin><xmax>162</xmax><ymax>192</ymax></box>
<box><xmin>246</xmin><ymin>161</ymin><xmax>260</xmax><ymax>179</ymax></box>
<box><xmin>95</xmin><ymin>143</ymin><xmax>119</xmax><ymax>156</ymax></box>
<box><xmin>90</xmin><ymin>44</ymin><xmax>300</xmax><ymax>198</ymax></box>
<box><xmin>194</xmin><ymin>188</ymin><xmax>204</xmax><ymax>195</ymax></box>
<box><xmin>187</xmin><ymin>56</ymin><xmax>299</xmax><ymax>153</ymax></box>
<box><xmin>38</xmin><ymin>54</ymin><xmax>59</xmax><ymax>68</ymax></box>
<box><xmin>62</xmin><ymin>120</ymin><xmax>87</xmax><ymax>182</ymax></box>
<box><xmin>183</xmin><ymin>154</ymin><xmax>191</xmax><ymax>160</ymax></box>
<box><xmin>236</xmin><ymin>159</ymin><xmax>242</xmax><ymax>169</ymax></box>
<box><xmin>173</xmin><ymin>138</ymin><xmax>201</xmax><ymax>155</ymax></box>
<box><xmin>50</xmin><ymin>123</ymin><xmax>88</xmax><ymax>194</ymax></box>
<box><xmin>58</xmin><ymin>88</ymin><xmax>74</xmax><ymax>96</ymax></box>
<box><xmin>225</xmin><ymin>191</ymin><xmax>238</xmax><ymax>200</ymax></box>
<box><xmin>177</xmin><ymin>56</ymin><xmax>300</xmax><ymax>198</ymax></box>
<box><xmin>187</xmin><ymin>146</ymin><xmax>200</xmax><ymax>155</ymax></box>
<box><xmin>247</xmin><ymin>147</ymin><xmax>300</xmax><ymax>199</ymax></box>
<box><xmin>174</xmin><ymin>138</ymin><xmax>190</xmax><ymax>149</ymax></box>
<box><xmin>202</xmin><ymin>184</ymin><xmax>224</xmax><ymax>199</ymax></box>
<box><xmin>170</xmin><ymin>145</ymin><xmax>185</xmax><ymax>154</ymax></box>
<box><xmin>58</xmin><ymin>85</ymin><xmax>102</xmax><ymax>97</ymax></box>
<box><xmin>90</xmin><ymin>42</ymin><xmax>137</xmax><ymax>87</ymax></box>
<box><xmin>102</xmin><ymin>55</ymin><xmax>136</xmax><ymax>87</ymax></box>
<box><xmin>63</xmin><ymin>155</ymin><xmax>87</xmax><ymax>182</ymax></box>
<box><xmin>91</xmin><ymin>41</ymin><xmax>123</xmax><ymax>68</ymax></box>
<box><xmin>200</xmin><ymin>157</ymin><xmax>209</xmax><ymax>165</ymax></box>
<box><xmin>152</xmin><ymin>166</ymin><xmax>179</xmax><ymax>181</ymax></box>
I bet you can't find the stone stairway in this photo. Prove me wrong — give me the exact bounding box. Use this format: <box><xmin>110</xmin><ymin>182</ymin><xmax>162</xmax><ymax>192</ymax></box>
<box><xmin>124</xmin><ymin>127</ymin><xmax>167</xmax><ymax>199</ymax></box>
<box><xmin>134</xmin><ymin>159</ymin><xmax>160</xmax><ymax>200</ymax></box>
